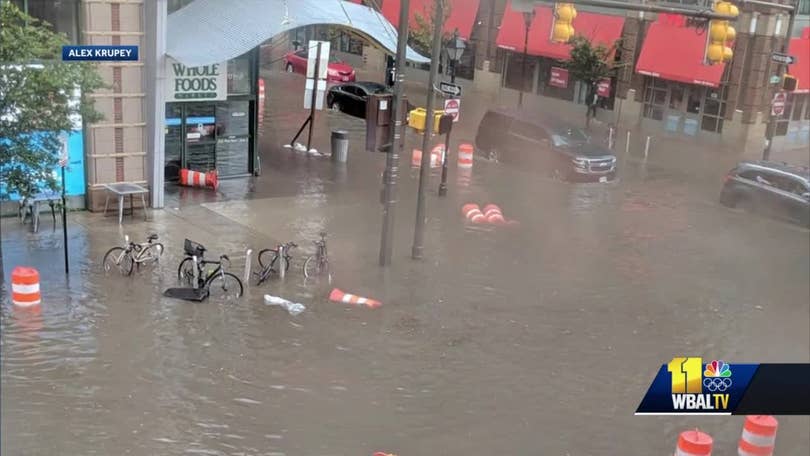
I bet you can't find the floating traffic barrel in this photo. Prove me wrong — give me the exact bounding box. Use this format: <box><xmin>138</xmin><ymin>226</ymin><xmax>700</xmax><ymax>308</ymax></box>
<box><xmin>180</xmin><ymin>168</ymin><xmax>219</xmax><ymax>190</ymax></box>
<box><xmin>329</xmin><ymin>288</ymin><xmax>382</xmax><ymax>309</ymax></box>
<box><xmin>11</xmin><ymin>266</ymin><xmax>41</xmax><ymax>307</ymax></box>
<box><xmin>482</xmin><ymin>203</ymin><xmax>505</xmax><ymax>225</ymax></box>
<box><xmin>738</xmin><ymin>415</ymin><xmax>778</xmax><ymax>456</ymax></box>
<box><xmin>461</xmin><ymin>203</ymin><xmax>485</xmax><ymax>223</ymax></box>
<box><xmin>457</xmin><ymin>143</ymin><xmax>473</xmax><ymax>168</ymax></box>
<box><xmin>675</xmin><ymin>429</ymin><xmax>712</xmax><ymax>456</ymax></box>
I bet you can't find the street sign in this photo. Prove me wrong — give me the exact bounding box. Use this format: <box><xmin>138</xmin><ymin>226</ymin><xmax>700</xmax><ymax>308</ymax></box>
<box><xmin>771</xmin><ymin>91</ymin><xmax>787</xmax><ymax>117</ymax></box>
<box><xmin>444</xmin><ymin>98</ymin><xmax>460</xmax><ymax>123</ymax></box>
<box><xmin>439</xmin><ymin>81</ymin><xmax>462</xmax><ymax>98</ymax></box>
<box><xmin>770</xmin><ymin>52</ymin><xmax>796</xmax><ymax>65</ymax></box>
<box><xmin>769</xmin><ymin>75</ymin><xmax>781</xmax><ymax>84</ymax></box>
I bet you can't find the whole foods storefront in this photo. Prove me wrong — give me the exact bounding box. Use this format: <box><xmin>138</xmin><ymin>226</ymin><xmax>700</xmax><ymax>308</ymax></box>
<box><xmin>163</xmin><ymin>51</ymin><xmax>258</xmax><ymax>182</ymax></box>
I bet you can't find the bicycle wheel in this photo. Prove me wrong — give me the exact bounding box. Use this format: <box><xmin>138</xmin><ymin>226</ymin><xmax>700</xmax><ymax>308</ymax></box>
<box><xmin>303</xmin><ymin>255</ymin><xmax>327</xmax><ymax>278</ymax></box>
<box><xmin>206</xmin><ymin>272</ymin><xmax>243</xmax><ymax>300</ymax></box>
<box><xmin>177</xmin><ymin>257</ymin><xmax>196</xmax><ymax>285</ymax></box>
<box><xmin>257</xmin><ymin>248</ymin><xmax>278</xmax><ymax>269</ymax></box>
<box><xmin>103</xmin><ymin>247</ymin><xmax>134</xmax><ymax>276</ymax></box>
<box><xmin>141</xmin><ymin>242</ymin><xmax>164</xmax><ymax>264</ymax></box>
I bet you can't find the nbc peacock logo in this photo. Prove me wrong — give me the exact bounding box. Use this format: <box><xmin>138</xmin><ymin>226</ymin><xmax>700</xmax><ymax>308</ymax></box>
<box><xmin>703</xmin><ymin>359</ymin><xmax>732</xmax><ymax>392</ymax></box>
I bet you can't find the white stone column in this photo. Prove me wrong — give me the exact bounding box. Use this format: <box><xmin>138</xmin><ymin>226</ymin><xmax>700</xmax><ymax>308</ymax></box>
<box><xmin>144</xmin><ymin>0</ymin><xmax>167</xmax><ymax>208</ymax></box>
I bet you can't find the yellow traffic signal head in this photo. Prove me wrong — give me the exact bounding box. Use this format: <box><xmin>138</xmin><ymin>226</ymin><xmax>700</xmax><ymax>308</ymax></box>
<box><xmin>551</xmin><ymin>3</ymin><xmax>577</xmax><ymax>43</ymax></box>
<box><xmin>725</xmin><ymin>25</ymin><xmax>736</xmax><ymax>42</ymax></box>
<box><xmin>713</xmin><ymin>1</ymin><xmax>740</xmax><ymax>17</ymax></box>
<box><xmin>710</xmin><ymin>21</ymin><xmax>728</xmax><ymax>42</ymax></box>
<box><xmin>707</xmin><ymin>43</ymin><xmax>726</xmax><ymax>63</ymax></box>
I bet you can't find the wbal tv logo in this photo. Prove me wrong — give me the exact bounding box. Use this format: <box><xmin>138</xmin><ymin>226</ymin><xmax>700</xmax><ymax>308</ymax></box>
<box><xmin>668</xmin><ymin>358</ymin><xmax>731</xmax><ymax>411</ymax></box>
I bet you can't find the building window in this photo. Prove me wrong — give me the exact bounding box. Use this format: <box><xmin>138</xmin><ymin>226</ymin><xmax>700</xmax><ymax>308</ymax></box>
<box><xmin>12</xmin><ymin>0</ymin><xmax>79</xmax><ymax>43</ymax></box>
<box><xmin>536</xmin><ymin>58</ymin><xmax>575</xmax><ymax>101</ymax></box>
<box><xmin>337</xmin><ymin>29</ymin><xmax>364</xmax><ymax>56</ymax></box>
<box><xmin>791</xmin><ymin>94</ymin><xmax>806</xmax><ymax>121</ymax></box>
<box><xmin>701</xmin><ymin>87</ymin><xmax>726</xmax><ymax>133</ymax></box>
<box><xmin>168</xmin><ymin>0</ymin><xmax>196</xmax><ymax>13</ymax></box>
<box><xmin>227</xmin><ymin>56</ymin><xmax>251</xmax><ymax>95</ymax></box>
<box><xmin>643</xmin><ymin>77</ymin><xmax>668</xmax><ymax>120</ymax></box>
<box><xmin>502</xmin><ymin>52</ymin><xmax>535</xmax><ymax>92</ymax></box>
<box><xmin>798</xmin><ymin>0</ymin><xmax>810</xmax><ymax>15</ymax></box>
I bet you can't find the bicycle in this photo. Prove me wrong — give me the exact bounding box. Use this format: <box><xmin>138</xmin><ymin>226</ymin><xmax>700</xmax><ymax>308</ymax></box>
<box><xmin>102</xmin><ymin>233</ymin><xmax>164</xmax><ymax>276</ymax></box>
<box><xmin>177</xmin><ymin>239</ymin><xmax>243</xmax><ymax>299</ymax></box>
<box><xmin>303</xmin><ymin>231</ymin><xmax>331</xmax><ymax>280</ymax></box>
<box><xmin>255</xmin><ymin>241</ymin><xmax>298</xmax><ymax>285</ymax></box>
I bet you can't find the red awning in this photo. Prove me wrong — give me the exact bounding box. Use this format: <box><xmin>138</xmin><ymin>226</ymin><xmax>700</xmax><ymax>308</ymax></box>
<box><xmin>380</xmin><ymin>0</ymin><xmax>480</xmax><ymax>41</ymax></box>
<box><xmin>496</xmin><ymin>1</ymin><xmax>625</xmax><ymax>61</ymax></box>
<box><xmin>636</xmin><ymin>20</ymin><xmax>725</xmax><ymax>87</ymax></box>
<box><xmin>788</xmin><ymin>30</ymin><xmax>810</xmax><ymax>93</ymax></box>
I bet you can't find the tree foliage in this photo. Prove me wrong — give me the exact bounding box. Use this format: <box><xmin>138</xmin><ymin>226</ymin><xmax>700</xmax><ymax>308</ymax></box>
<box><xmin>566</xmin><ymin>36</ymin><xmax>617</xmax><ymax>87</ymax></box>
<box><xmin>0</xmin><ymin>2</ymin><xmax>104</xmax><ymax>199</ymax></box>
<box><xmin>409</xmin><ymin>0</ymin><xmax>452</xmax><ymax>57</ymax></box>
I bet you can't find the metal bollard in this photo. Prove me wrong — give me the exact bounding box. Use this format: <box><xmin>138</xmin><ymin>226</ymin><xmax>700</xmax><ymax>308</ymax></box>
<box><xmin>608</xmin><ymin>127</ymin><xmax>615</xmax><ymax>150</ymax></box>
<box><xmin>243</xmin><ymin>249</ymin><xmax>252</xmax><ymax>286</ymax></box>
<box><xmin>644</xmin><ymin>136</ymin><xmax>651</xmax><ymax>160</ymax></box>
<box><xmin>625</xmin><ymin>131</ymin><xmax>631</xmax><ymax>156</ymax></box>
<box><xmin>277</xmin><ymin>244</ymin><xmax>286</xmax><ymax>279</ymax></box>
<box><xmin>192</xmin><ymin>255</ymin><xmax>199</xmax><ymax>289</ymax></box>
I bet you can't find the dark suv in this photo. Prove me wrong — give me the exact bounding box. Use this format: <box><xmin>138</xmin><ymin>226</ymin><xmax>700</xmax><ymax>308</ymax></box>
<box><xmin>719</xmin><ymin>161</ymin><xmax>810</xmax><ymax>228</ymax></box>
<box><xmin>474</xmin><ymin>108</ymin><xmax>617</xmax><ymax>182</ymax></box>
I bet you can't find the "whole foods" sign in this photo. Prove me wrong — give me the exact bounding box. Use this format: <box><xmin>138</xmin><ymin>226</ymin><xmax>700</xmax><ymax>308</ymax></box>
<box><xmin>166</xmin><ymin>58</ymin><xmax>227</xmax><ymax>102</ymax></box>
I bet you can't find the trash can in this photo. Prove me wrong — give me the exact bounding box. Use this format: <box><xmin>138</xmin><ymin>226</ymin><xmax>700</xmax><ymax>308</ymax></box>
<box><xmin>331</xmin><ymin>130</ymin><xmax>349</xmax><ymax>163</ymax></box>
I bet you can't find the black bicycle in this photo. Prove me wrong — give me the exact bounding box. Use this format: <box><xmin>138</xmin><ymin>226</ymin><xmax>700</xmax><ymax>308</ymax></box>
<box><xmin>177</xmin><ymin>239</ymin><xmax>243</xmax><ymax>299</ymax></box>
<box><xmin>303</xmin><ymin>231</ymin><xmax>330</xmax><ymax>280</ymax></box>
<box><xmin>255</xmin><ymin>241</ymin><xmax>297</xmax><ymax>285</ymax></box>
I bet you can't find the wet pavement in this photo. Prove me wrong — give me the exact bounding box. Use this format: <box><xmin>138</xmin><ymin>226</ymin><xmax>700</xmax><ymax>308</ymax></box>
<box><xmin>2</xmin><ymin>70</ymin><xmax>809</xmax><ymax>455</ymax></box>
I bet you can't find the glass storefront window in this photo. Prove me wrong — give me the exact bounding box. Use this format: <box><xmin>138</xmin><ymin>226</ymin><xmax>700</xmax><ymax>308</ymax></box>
<box><xmin>687</xmin><ymin>90</ymin><xmax>702</xmax><ymax>114</ymax></box>
<box><xmin>228</xmin><ymin>57</ymin><xmax>251</xmax><ymax>95</ymax></box>
<box><xmin>792</xmin><ymin>95</ymin><xmax>805</xmax><ymax>121</ymax></box>
<box><xmin>669</xmin><ymin>85</ymin><xmax>684</xmax><ymax>110</ymax></box>
<box><xmin>643</xmin><ymin>77</ymin><xmax>667</xmax><ymax>121</ymax></box>
<box><xmin>12</xmin><ymin>0</ymin><xmax>79</xmax><ymax>43</ymax></box>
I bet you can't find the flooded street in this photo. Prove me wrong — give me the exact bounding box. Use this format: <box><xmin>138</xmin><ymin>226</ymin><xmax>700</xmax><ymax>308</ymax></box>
<box><xmin>2</xmin><ymin>71</ymin><xmax>809</xmax><ymax>455</ymax></box>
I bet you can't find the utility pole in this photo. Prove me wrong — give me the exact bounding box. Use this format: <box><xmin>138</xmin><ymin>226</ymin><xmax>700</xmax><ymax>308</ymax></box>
<box><xmin>412</xmin><ymin>0</ymin><xmax>444</xmax><ymax>260</ymax></box>
<box><xmin>763</xmin><ymin>3</ymin><xmax>796</xmax><ymax>160</ymax></box>
<box><xmin>379</xmin><ymin>0</ymin><xmax>410</xmax><ymax>267</ymax></box>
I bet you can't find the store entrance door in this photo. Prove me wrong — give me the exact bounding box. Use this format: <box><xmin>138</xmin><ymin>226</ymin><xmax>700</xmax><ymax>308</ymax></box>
<box><xmin>164</xmin><ymin>100</ymin><xmax>252</xmax><ymax>182</ymax></box>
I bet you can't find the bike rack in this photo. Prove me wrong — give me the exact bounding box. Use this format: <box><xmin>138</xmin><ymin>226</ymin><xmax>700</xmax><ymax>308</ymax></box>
<box><xmin>243</xmin><ymin>248</ymin><xmax>252</xmax><ymax>287</ymax></box>
<box><xmin>192</xmin><ymin>255</ymin><xmax>199</xmax><ymax>289</ymax></box>
<box><xmin>277</xmin><ymin>244</ymin><xmax>287</xmax><ymax>279</ymax></box>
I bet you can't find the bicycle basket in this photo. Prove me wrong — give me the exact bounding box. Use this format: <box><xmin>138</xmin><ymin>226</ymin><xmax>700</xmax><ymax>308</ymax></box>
<box><xmin>184</xmin><ymin>239</ymin><xmax>206</xmax><ymax>257</ymax></box>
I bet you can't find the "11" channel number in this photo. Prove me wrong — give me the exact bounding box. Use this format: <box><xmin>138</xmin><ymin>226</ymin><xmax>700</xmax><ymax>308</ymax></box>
<box><xmin>667</xmin><ymin>357</ymin><xmax>703</xmax><ymax>394</ymax></box>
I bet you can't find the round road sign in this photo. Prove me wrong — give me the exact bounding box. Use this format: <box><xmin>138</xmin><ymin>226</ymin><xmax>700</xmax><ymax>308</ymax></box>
<box><xmin>444</xmin><ymin>98</ymin><xmax>460</xmax><ymax>122</ymax></box>
<box><xmin>771</xmin><ymin>91</ymin><xmax>787</xmax><ymax>116</ymax></box>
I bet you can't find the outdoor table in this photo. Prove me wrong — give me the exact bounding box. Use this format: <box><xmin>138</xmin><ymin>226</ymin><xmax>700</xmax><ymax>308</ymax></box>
<box><xmin>19</xmin><ymin>192</ymin><xmax>61</xmax><ymax>233</ymax></box>
<box><xmin>103</xmin><ymin>183</ymin><xmax>149</xmax><ymax>224</ymax></box>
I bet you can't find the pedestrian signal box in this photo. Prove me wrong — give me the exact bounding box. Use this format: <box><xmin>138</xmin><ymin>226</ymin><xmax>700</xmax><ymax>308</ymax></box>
<box><xmin>366</xmin><ymin>93</ymin><xmax>408</xmax><ymax>153</ymax></box>
<box><xmin>783</xmin><ymin>74</ymin><xmax>798</xmax><ymax>92</ymax></box>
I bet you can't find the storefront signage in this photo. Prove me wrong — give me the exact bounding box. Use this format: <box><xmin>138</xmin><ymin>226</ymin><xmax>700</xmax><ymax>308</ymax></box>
<box><xmin>597</xmin><ymin>78</ymin><xmax>611</xmax><ymax>97</ymax></box>
<box><xmin>549</xmin><ymin>67</ymin><xmax>569</xmax><ymax>89</ymax></box>
<box><xmin>166</xmin><ymin>58</ymin><xmax>227</xmax><ymax>102</ymax></box>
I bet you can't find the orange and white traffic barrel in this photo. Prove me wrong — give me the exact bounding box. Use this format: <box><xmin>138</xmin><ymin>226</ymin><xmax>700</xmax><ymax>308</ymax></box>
<box><xmin>11</xmin><ymin>266</ymin><xmax>41</xmax><ymax>307</ymax></box>
<box><xmin>461</xmin><ymin>203</ymin><xmax>485</xmax><ymax>223</ymax></box>
<box><xmin>329</xmin><ymin>288</ymin><xmax>382</xmax><ymax>309</ymax></box>
<box><xmin>457</xmin><ymin>143</ymin><xmax>473</xmax><ymax>168</ymax></box>
<box><xmin>675</xmin><ymin>429</ymin><xmax>712</xmax><ymax>456</ymax></box>
<box><xmin>738</xmin><ymin>415</ymin><xmax>778</xmax><ymax>456</ymax></box>
<box><xmin>180</xmin><ymin>168</ymin><xmax>219</xmax><ymax>190</ymax></box>
<box><xmin>482</xmin><ymin>203</ymin><xmax>505</xmax><ymax>225</ymax></box>
<box><xmin>411</xmin><ymin>147</ymin><xmax>442</xmax><ymax>168</ymax></box>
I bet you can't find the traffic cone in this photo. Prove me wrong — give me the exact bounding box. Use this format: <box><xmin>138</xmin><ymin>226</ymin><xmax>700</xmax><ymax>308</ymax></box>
<box><xmin>329</xmin><ymin>288</ymin><xmax>382</xmax><ymax>309</ymax></box>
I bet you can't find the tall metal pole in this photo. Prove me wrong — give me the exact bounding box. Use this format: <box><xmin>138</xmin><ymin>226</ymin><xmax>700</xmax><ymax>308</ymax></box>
<box><xmin>379</xmin><ymin>0</ymin><xmax>410</xmax><ymax>267</ymax></box>
<box><xmin>61</xmin><ymin>166</ymin><xmax>69</xmax><ymax>274</ymax></box>
<box><xmin>412</xmin><ymin>0</ymin><xmax>444</xmax><ymax>260</ymax></box>
<box><xmin>763</xmin><ymin>8</ymin><xmax>795</xmax><ymax>160</ymax></box>
<box><xmin>518</xmin><ymin>11</ymin><xmax>533</xmax><ymax>108</ymax></box>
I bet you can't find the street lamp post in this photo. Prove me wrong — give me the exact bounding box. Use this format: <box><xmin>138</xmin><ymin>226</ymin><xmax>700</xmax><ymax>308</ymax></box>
<box><xmin>445</xmin><ymin>28</ymin><xmax>465</xmax><ymax>84</ymax></box>
<box><xmin>518</xmin><ymin>10</ymin><xmax>535</xmax><ymax>108</ymax></box>
<box><xmin>438</xmin><ymin>29</ymin><xmax>465</xmax><ymax>197</ymax></box>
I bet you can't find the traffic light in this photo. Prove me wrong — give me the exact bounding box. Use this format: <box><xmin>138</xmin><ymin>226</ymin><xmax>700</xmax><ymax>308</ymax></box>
<box><xmin>782</xmin><ymin>74</ymin><xmax>798</xmax><ymax>91</ymax></box>
<box><xmin>705</xmin><ymin>1</ymin><xmax>739</xmax><ymax>64</ymax></box>
<box><xmin>550</xmin><ymin>3</ymin><xmax>577</xmax><ymax>43</ymax></box>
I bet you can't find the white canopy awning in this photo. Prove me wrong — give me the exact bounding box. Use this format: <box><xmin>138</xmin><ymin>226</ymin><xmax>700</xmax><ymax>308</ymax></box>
<box><xmin>167</xmin><ymin>0</ymin><xmax>429</xmax><ymax>67</ymax></box>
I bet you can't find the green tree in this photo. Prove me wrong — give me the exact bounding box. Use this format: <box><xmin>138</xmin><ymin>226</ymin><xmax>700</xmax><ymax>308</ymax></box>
<box><xmin>409</xmin><ymin>0</ymin><xmax>452</xmax><ymax>57</ymax></box>
<box><xmin>566</xmin><ymin>36</ymin><xmax>619</xmax><ymax>127</ymax></box>
<box><xmin>0</xmin><ymin>2</ymin><xmax>104</xmax><ymax>200</ymax></box>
